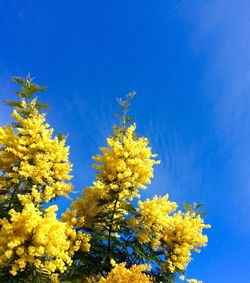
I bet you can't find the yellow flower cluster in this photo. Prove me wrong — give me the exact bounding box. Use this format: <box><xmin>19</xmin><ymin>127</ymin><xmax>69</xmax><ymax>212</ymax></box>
<box><xmin>129</xmin><ymin>195</ymin><xmax>210</xmax><ymax>273</ymax></box>
<box><xmin>187</xmin><ymin>279</ymin><xmax>202</xmax><ymax>283</ymax></box>
<box><xmin>0</xmin><ymin>99</ymin><xmax>72</xmax><ymax>202</ymax></box>
<box><xmin>0</xmin><ymin>84</ymin><xmax>211</xmax><ymax>282</ymax></box>
<box><xmin>129</xmin><ymin>194</ymin><xmax>177</xmax><ymax>249</ymax></box>
<box><xmin>162</xmin><ymin>211</ymin><xmax>210</xmax><ymax>272</ymax></box>
<box><xmin>93</xmin><ymin>124</ymin><xmax>159</xmax><ymax>197</ymax></box>
<box><xmin>0</xmin><ymin>199</ymin><xmax>90</xmax><ymax>279</ymax></box>
<box><xmin>180</xmin><ymin>275</ymin><xmax>202</xmax><ymax>283</ymax></box>
<box><xmin>63</xmin><ymin>180</ymin><xmax>113</xmax><ymax>228</ymax></box>
<box><xmin>64</xmin><ymin>124</ymin><xmax>159</xmax><ymax>228</ymax></box>
<box><xmin>98</xmin><ymin>260</ymin><xmax>152</xmax><ymax>283</ymax></box>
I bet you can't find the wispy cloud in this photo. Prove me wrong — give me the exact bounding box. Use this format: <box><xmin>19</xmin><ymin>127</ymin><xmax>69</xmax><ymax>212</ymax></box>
<box><xmin>180</xmin><ymin>0</ymin><xmax>250</xmax><ymax>231</ymax></box>
<box><xmin>140</xmin><ymin>117</ymin><xmax>203</xmax><ymax>203</ymax></box>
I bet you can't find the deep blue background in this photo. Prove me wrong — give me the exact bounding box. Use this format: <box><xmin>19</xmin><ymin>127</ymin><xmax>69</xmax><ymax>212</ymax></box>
<box><xmin>1</xmin><ymin>1</ymin><xmax>249</xmax><ymax>282</ymax></box>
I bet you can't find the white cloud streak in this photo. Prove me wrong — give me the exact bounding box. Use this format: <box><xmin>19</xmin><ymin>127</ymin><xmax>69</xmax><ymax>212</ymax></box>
<box><xmin>180</xmin><ymin>0</ymin><xmax>250</xmax><ymax>231</ymax></box>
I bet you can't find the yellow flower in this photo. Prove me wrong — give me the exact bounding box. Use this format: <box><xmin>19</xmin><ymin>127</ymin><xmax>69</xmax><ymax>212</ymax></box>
<box><xmin>0</xmin><ymin>98</ymin><xmax>72</xmax><ymax>203</ymax></box>
<box><xmin>93</xmin><ymin>124</ymin><xmax>159</xmax><ymax>196</ymax></box>
<box><xmin>65</xmin><ymin>124</ymin><xmax>160</xmax><ymax>228</ymax></box>
<box><xmin>129</xmin><ymin>194</ymin><xmax>177</xmax><ymax>248</ymax></box>
<box><xmin>0</xmin><ymin>200</ymin><xmax>90</xmax><ymax>279</ymax></box>
<box><xmin>162</xmin><ymin>211</ymin><xmax>210</xmax><ymax>272</ymax></box>
<box><xmin>98</xmin><ymin>260</ymin><xmax>152</xmax><ymax>283</ymax></box>
<box><xmin>187</xmin><ymin>279</ymin><xmax>202</xmax><ymax>283</ymax></box>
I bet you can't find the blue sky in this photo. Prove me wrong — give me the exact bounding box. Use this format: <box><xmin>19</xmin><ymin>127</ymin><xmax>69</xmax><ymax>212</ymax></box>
<box><xmin>0</xmin><ymin>1</ymin><xmax>249</xmax><ymax>282</ymax></box>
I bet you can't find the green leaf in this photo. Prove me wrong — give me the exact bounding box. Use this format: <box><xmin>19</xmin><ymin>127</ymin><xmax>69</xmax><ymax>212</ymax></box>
<box><xmin>57</xmin><ymin>131</ymin><xmax>67</xmax><ymax>141</ymax></box>
<box><xmin>125</xmin><ymin>116</ymin><xmax>134</xmax><ymax>123</ymax></box>
<box><xmin>182</xmin><ymin>202</ymin><xmax>192</xmax><ymax>212</ymax></box>
<box><xmin>195</xmin><ymin>203</ymin><xmax>204</xmax><ymax>209</ymax></box>
<box><xmin>12</xmin><ymin>75</ymin><xmax>47</xmax><ymax>99</ymax></box>
<box><xmin>36</xmin><ymin>102</ymin><xmax>50</xmax><ymax>110</ymax></box>
<box><xmin>97</xmin><ymin>198</ymin><xmax>111</xmax><ymax>206</ymax></box>
<box><xmin>196</xmin><ymin>211</ymin><xmax>207</xmax><ymax>215</ymax></box>
<box><xmin>12</xmin><ymin>76</ymin><xmax>26</xmax><ymax>86</ymax></box>
<box><xmin>4</xmin><ymin>100</ymin><xmax>22</xmax><ymax>107</ymax></box>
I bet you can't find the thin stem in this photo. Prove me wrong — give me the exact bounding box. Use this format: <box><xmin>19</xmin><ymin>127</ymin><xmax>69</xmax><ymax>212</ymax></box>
<box><xmin>7</xmin><ymin>185</ymin><xmax>18</xmax><ymax>210</ymax></box>
<box><xmin>107</xmin><ymin>194</ymin><xmax>119</xmax><ymax>258</ymax></box>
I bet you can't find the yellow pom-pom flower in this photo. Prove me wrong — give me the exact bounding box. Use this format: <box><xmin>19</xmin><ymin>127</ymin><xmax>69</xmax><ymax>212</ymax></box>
<box><xmin>98</xmin><ymin>260</ymin><xmax>152</xmax><ymax>283</ymax></box>
<box><xmin>0</xmin><ymin>98</ymin><xmax>72</xmax><ymax>203</ymax></box>
<box><xmin>162</xmin><ymin>211</ymin><xmax>210</xmax><ymax>272</ymax></box>
<box><xmin>129</xmin><ymin>194</ymin><xmax>177</xmax><ymax>249</ymax></box>
<box><xmin>0</xmin><ymin>199</ymin><xmax>90</xmax><ymax>279</ymax></box>
<box><xmin>65</xmin><ymin>124</ymin><xmax>160</xmax><ymax>228</ymax></box>
<box><xmin>93</xmin><ymin>124</ymin><xmax>160</xmax><ymax>197</ymax></box>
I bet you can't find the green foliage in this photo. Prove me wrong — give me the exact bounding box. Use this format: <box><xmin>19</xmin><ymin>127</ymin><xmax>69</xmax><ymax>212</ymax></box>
<box><xmin>0</xmin><ymin>76</ymin><xmax>209</xmax><ymax>283</ymax></box>
<box><xmin>4</xmin><ymin>74</ymin><xmax>49</xmax><ymax>114</ymax></box>
<box><xmin>12</xmin><ymin>74</ymin><xmax>47</xmax><ymax>99</ymax></box>
<box><xmin>182</xmin><ymin>202</ymin><xmax>207</xmax><ymax>216</ymax></box>
<box><xmin>113</xmin><ymin>91</ymin><xmax>136</xmax><ymax>134</ymax></box>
